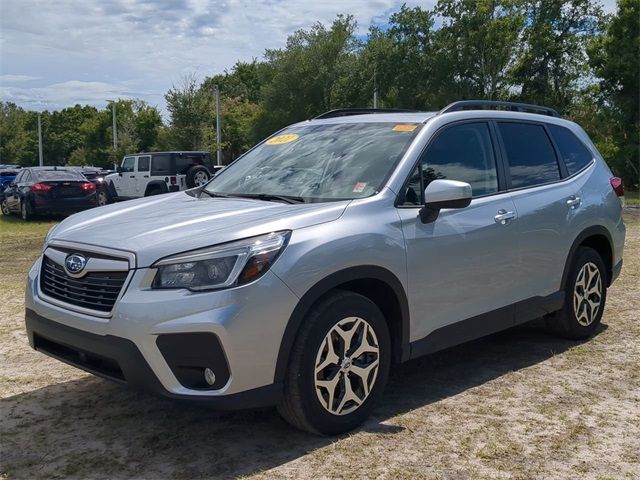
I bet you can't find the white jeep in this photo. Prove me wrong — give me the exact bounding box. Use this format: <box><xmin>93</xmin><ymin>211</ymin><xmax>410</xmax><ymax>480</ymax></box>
<box><xmin>105</xmin><ymin>151</ymin><xmax>223</xmax><ymax>201</ymax></box>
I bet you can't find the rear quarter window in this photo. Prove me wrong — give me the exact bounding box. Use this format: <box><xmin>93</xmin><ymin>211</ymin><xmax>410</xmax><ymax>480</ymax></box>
<box><xmin>547</xmin><ymin>124</ymin><xmax>593</xmax><ymax>175</ymax></box>
<box><xmin>498</xmin><ymin>122</ymin><xmax>560</xmax><ymax>189</ymax></box>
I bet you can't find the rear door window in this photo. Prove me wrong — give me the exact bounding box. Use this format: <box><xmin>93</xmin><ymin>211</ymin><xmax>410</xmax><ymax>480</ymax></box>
<box><xmin>498</xmin><ymin>122</ymin><xmax>560</xmax><ymax>188</ymax></box>
<box><xmin>137</xmin><ymin>155</ymin><xmax>151</xmax><ymax>172</ymax></box>
<box><xmin>151</xmin><ymin>154</ymin><xmax>171</xmax><ymax>175</ymax></box>
<box><xmin>547</xmin><ymin>124</ymin><xmax>593</xmax><ymax>175</ymax></box>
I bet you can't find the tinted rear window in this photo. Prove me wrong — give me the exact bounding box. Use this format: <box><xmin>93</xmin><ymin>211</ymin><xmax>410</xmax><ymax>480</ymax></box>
<box><xmin>547</xmin><ymin>124</ymin><xmax>593</xmax><ymax>175</ymax></box>
<box><xmin>151</xmin><ymin>154</ymin><xmax>171</xmax><ymax>175</ymax></box>
<box><xmin>175</xmin><ymin>154</ymin><xmax>209</xmax><ymax>174</ymax></box>
<box><xmin>498</xmin><ymin>123</ymin><xmax>560</xmax><ymax>188</ymax></box>
<box><xmin>36</xmin><ymin>170</ymin><xmax>84</xmax><ymax>181</ymax></box>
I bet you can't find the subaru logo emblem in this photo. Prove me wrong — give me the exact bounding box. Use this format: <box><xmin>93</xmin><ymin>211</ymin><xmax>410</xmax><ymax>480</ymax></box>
<box><xmin>65</xmin><ymin>254</ymin><xmax>87</xmax><ymax>275</ymax></box>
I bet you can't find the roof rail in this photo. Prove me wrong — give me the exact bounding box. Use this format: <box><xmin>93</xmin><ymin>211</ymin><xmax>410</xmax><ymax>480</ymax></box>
<box><xmin>439</xmin><ymin>100</ymin><xmax>560</xmax><ymax>117</ymax></box>
<box><xmin>314</xmin><ymin>108</ymin><xmax>418</xmax><ymax>120</ymax></box>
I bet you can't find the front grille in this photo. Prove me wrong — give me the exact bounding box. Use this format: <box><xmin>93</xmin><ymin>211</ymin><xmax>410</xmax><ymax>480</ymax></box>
<box><xmin>40</xmin><ymin>256</ymin><xmax>127</xmax><ymax>312</ymax></box>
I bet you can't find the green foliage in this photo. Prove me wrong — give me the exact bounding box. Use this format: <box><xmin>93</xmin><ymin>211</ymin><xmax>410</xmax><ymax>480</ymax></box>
<box><xmin>1</xmin><ymin>0</ymin><xmax>637</xmax><ymax>180</ymax></box>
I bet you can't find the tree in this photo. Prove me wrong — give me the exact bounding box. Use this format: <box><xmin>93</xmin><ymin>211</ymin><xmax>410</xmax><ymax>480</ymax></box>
<box><xmin>165</xmin><ymin>74</ymin><xmax>210</xmax><ymax>150</ymax></box>
<box><xmin>587</xmin><ymin>0</ymin><xmax>639</xmax><ymax>188</ymax></box>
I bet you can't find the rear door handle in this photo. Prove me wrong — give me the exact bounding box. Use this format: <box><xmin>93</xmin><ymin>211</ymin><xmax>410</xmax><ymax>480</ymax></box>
<box><xmin>567</xmin><ymin>195</ymin><xmax>581</xmax><ymax>208</ymax></box>
<box><xmin>494</xmin><ymin>209</ymin><xmax>516</xmax><ymax>225</ymax></box>
<box><xmin>129</xmin><ymin>175</ymin><xmax>135</xmax><ymax>178</ymax></box>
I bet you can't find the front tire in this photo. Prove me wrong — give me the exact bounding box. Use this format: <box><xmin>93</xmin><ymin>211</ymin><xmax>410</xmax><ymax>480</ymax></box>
<box><xmin>1</xmin><ymin>199</ymin><xmax>10</xmax><ymax>216</ymax></box>
<box><xmin>546</xmin><ymin>247</ymin><xmax>607</xmax><ymax>340</ymax></box>
<box><xmin>96</xmin><ymin>188</ymin><xmax>109</xmax><ymax>206</ymax></box>
<box><xmin>278</xmin><ymin>291</ymin><xmax>390</xmax><ymax>435</ymax></box>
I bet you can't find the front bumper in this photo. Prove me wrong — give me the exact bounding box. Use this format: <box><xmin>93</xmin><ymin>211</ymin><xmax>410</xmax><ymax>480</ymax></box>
<box><xmin>25</xmin><ymin>253</ymin><xmax>300</xmax><ymax>405</ymax></box>
<box><xmin>25</xmin><ymin>309</ymin><xmax>281</xmax><ymax>409</ymax></box>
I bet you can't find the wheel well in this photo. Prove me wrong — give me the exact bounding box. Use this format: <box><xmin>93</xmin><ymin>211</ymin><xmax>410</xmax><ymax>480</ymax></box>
<box><xmin>579</xmin><ymin>234</ymin><xmax>613</xmax><ymax>285</ymax></box>
<box><xmin>273</xmin><ymin>266</ymin><xmax>411</xmax><ymax>385</ymax></box>
<box><xmin>329</xmin><ymin>279</ymin><xmax>404</xmax><ymax>364</ymax></box>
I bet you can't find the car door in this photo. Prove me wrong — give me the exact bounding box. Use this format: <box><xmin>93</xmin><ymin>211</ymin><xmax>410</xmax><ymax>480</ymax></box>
<box><xmin>495</xmin><ymin>121</ymin><xmax>582</xmax><ymax>300</ymax></box>
<box><xmin>112</xmin><ymin>156</ymin><xmax>136</xmax><ymax>198</ymax></box>
<box><xmin>135</xmin><ymin>155</ymin><xmax>151</xmax><ymax>196</ymax></box>
<box><xmin>397</xmin><ymin>121</ymin><xmax>522</xmax><ymax>345</ymax></box>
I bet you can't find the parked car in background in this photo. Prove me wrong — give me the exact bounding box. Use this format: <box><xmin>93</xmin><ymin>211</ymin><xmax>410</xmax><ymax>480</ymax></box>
<box><xmin>69</xmin><ymin>166</ymin><xmax>114</xmax><ymax>206</ymax></box>
<box><xmin>104</xmin><ymin>151</ymin><xmax>219</xmax><ymax>201</ymax></box>
<box><xmin>0</xmin><ymin>166</ymin><xmax>21</xmax><ymax>192</ymax></box>
<box><xmin>1</xmin><ymin>167</ymin><xmax>97</xmax><ymax>220</ymax></box>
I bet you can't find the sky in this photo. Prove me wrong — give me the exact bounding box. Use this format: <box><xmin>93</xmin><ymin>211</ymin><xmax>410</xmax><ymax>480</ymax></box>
<box><xmin>0</xmin><ymin>0</ymin><xmax>619</xmax><ymax>117</ymax></box>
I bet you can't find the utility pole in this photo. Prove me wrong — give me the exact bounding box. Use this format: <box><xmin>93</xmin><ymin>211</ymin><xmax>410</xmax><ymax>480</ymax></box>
<box><xmin>111</xmin><ymin>103</ymin><xmax>118</xmax><ymax>150</ymax></box>
<box><xmin>37</xmin><ymin>113</ymin><xmax>43</xmax><ymax>166</ymax></box>
<box><xmin>373</xmin><ymin>66</ymin><xmax>378</xmax><ymax>109</ymax></box>
<box><xmin>215</xmin><ymin>84</ymin><xmax>222</xmax><ymax>166</ymax></box>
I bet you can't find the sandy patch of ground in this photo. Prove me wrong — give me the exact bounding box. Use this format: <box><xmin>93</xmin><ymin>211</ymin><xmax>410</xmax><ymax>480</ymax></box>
<box><xmin>1</xmin><ymin>213</ymin><xmax>638</xmax><ymax>479</ymax></box>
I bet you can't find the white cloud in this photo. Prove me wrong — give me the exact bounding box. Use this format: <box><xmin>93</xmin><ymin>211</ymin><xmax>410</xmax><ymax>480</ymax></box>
<box><xmin>0</xmin><ymin>74</ymin><xmax>40</xmax><ymax>83</ymax></box>
<box><xmin>0</xmin><ymin>0</ymin><xmax>616</xmax><ymax>115</ymax></box>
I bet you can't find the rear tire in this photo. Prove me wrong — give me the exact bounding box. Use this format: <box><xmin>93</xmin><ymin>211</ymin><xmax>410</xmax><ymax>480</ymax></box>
<box><xmin>1</xmin><ymin>199</ymin><xmax>10</xmax><ymax>216</ymax></box>
<box><xmin>277</xmin><ymin>290</ymin><xmax>391</xmax><ymax>435</ymax></box>
<box><xmin>20</xmin><ymin>200</ymin><xmax>32</xmax><ymax>221</ymax></box>
<box><xmin>546</xmin><ymin>247</ymin><xmax>607</xmax><ymax>340</ymax></box>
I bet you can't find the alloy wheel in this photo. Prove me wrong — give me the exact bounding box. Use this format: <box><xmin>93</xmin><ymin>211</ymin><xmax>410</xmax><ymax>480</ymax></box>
<box><xmin>573</xmin><ymin>262</ymin><xmax>602</xmax><ymax>327</ymax></box>
<box><xmin>1</xmin><ymin>200</ymin><xmax>9</xmax><ymax>215</ymax></box>
<box><xmin>194</xmin><ymin>171</ymin><xmax>209</xmax><ymax>186</ymax></box>
<box><xmin>314</xmin><ymin>317</ymin><xmax>380</xmax><ymax>416</ymax></box>
<box><xmin>97</xmin><ymin>190</ymin><xmax>108</xmax><ymax>206</ymax></box>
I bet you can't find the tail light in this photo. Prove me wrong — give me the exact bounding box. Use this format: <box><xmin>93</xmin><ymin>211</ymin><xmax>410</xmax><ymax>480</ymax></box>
<box><xmin>170</xmin><ymin>176</ymin><xmax>177</xmax><ymax>185</ymax></box>
<box><xmin>81</xmin><ymin>182</ymin><xmax>96</xmax><ymax>192</ymax></box>
<box><xmin>610</xmin><ymin>177</ymin><xmax>624</xmax><ymax>197</ymax></box>
<box><xmin>31</xmin><ymin>183</ymin><xmax>52</xmax><ymax>192</ymax></box>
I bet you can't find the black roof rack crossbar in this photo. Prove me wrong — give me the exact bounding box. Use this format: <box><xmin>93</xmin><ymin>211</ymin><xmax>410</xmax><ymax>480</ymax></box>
<box><xmin>314</xmin><ymin>108</ymin><xmax>418</xmax><ymax>120</ymax></box>
<box><xmin>439</xmin><ymin>100</ymin><xmax>560</xmax><ymax>117</ymax></box>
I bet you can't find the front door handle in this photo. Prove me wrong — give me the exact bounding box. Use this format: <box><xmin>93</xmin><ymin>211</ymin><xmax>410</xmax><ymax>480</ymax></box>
<box><xmin>129</xmin><ymin>175</ymin><xmax>135</xmax><ymax>178</ymax></box>
<box><xmin>494</xmin><ymin>209</ymin><xmax>516</xmax><ymax>225</ymax></box>
<box><xmin>567</xmin><ymin>195</ymin><xmax>581</xmax><ymax>209</ymax></box>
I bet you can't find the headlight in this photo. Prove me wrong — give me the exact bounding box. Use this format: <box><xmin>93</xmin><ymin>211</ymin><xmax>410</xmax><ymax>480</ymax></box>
<box><xmin>151</xmin><ymin>231</ymin><xmax>291</xmax><ymax>291</ymax></box>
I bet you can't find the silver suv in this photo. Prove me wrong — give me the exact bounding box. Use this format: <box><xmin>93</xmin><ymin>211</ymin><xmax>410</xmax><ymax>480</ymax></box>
<box><xmin>25</xmin><ymin>101</ymin><xmax>625</xmax><ymax>434</ymax></box>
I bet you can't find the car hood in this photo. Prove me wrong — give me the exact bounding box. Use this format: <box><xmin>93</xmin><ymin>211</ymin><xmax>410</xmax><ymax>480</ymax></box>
<box><xmin>48</xmin><ymin>192</ymin><xmax>350</xmax><ymax>267</ymax></box>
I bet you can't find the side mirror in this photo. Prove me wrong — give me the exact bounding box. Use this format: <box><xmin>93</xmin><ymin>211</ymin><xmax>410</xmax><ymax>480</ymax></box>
<box><xmin>419</xmin><ymin>179</ymin><xmax>472</xmax><ymax>223</ymax></box>
<box><xmin>116</xmin><ymin>166</ymin><xmax>123</xmax><ymax>175</ymax></box>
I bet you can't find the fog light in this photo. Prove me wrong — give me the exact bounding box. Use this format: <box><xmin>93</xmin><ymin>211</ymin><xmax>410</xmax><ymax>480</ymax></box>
<box><xmin>204</xmin><ymin>367</ymin><xmax>216</xmax><ymax>386</ymax></box>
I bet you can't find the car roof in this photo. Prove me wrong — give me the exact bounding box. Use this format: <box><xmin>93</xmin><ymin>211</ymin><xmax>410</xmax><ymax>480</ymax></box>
<box><xmin>131</xmin><ymin>151</ymin><xmax>210</xmax><ymax>155</ymax></box>
<box><xmin>303</xmin><ymin>111</ymin><xmax>437</xmax><ymax>126</ymax></box>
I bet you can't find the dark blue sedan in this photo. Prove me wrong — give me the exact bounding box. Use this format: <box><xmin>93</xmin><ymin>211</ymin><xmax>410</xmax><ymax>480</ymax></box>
<box><xmin>1</xmin><ymin>167</ymin><xmax>97</xmax><ymax>220</ymax></box>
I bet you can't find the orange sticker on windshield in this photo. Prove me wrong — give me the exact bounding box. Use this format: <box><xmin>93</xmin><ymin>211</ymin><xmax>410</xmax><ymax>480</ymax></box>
<box><xmin>266</xmin><ymin>133</ymin><xmax>299</xmax><ymax>145</ymax></box>
<box><xmin>392</xmin><ymin>124</ymin><xmax>417</xmax><ymax>132</ymax></box>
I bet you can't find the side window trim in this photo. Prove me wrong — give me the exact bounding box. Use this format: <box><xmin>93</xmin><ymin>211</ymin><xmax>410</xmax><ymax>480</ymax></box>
<box><xmin>395</xmin><ymin>118</ymin><xmax>506</xmax><ymax>208</ymax></box>
<box><xmin>493</xmin><ymin>119</ymin><xmax>564</xmax><ymax>192</ymax></box>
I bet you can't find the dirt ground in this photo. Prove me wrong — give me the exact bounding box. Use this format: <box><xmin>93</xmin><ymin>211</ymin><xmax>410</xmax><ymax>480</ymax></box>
<box><xmin>1</xmin><ymin>212</ymin><xmax>638</xmax><ymax>480</ymax></box>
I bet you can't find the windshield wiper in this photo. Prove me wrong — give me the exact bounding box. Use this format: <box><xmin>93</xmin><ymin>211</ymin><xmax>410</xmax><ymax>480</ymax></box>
<box><xmin>200</xmin><ymin>189</ymin><xmax>231</xmax><ymax>199</ymax></box>
<box><xmin>227</xmin><ymin>193</ymin><xmax>306</xmax><ymax>204</ymax></box>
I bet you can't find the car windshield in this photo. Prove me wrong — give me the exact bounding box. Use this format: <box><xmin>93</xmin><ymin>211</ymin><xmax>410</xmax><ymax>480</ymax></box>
<box><xmin>204</xmin><ymin>122</ymin><xmax>421</xmax><ymax>202</ymax></box>
<box><xmin>36</xmin><ymin>170</ymin><xmax>84</xmax><ymax>181</ymax></box>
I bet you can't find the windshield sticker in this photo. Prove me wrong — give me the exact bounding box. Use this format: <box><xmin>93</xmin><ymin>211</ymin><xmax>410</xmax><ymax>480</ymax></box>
<box><xmin>266</xmin><ymin>133</ymin><xmax>299</xmax><ymax>145</ymax></box>
<box><xmin>392</xmin><ymin>124</ymin><xmax>417</xmax><ymax>132</ymax></box>
<box><xmin>353</xmin><ymin>182</ymin><xmax>367</xmax><ymax>193</ymax></box>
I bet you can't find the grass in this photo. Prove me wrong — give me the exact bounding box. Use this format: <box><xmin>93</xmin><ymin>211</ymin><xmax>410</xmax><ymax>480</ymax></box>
<box><xmin>625</xmin><ymin>190</ymin><xmax>640</xmax><ymax>206</ymax></box>
<box><xmin>0</xmin><ymin>211</ymin><xmax>639</xmax><ymax>479</ymax></box>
